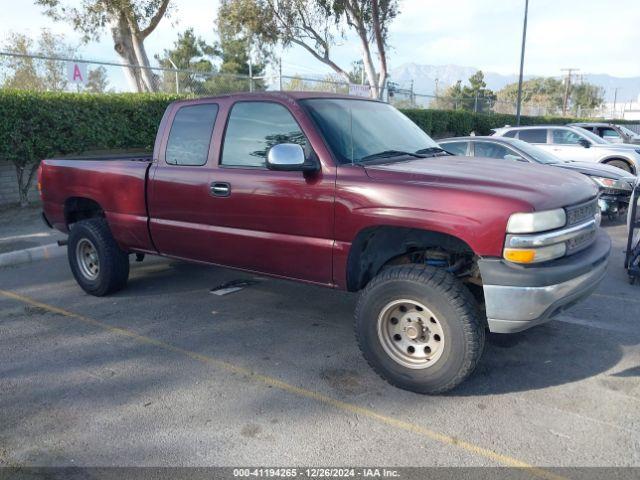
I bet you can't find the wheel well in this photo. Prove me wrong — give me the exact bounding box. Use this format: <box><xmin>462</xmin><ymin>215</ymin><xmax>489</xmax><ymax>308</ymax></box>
<box><xmin>346</xmin><ymin>226</ymin><xmax>477</xmax><ymax>292</ymax></box>
<box><xmin>64</xmin><ymin>197</ymin><xmax>104</xmax><ymax>227</ymax></box>
<box><xmin>603</xmin><ymin>158</ymin><xmax>636</xmax><ymax>174</ymax></box>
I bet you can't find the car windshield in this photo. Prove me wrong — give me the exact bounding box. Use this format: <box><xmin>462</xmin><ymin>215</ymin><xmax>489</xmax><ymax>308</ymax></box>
<box><xmin>574</xmin><ymin>127</ymin><xmax>609</xmax><ymax>145</ymax></box>
<box><xmin>506</xmin><ymin>138</ymin><xmax>562</xmax><ymax>164</ymax></box>
<box><xmin>300</xmin><ymin>98</ymin><xmax>440</xmax><ymax>164</ymax></box>
<box><xmin>616</xmin><ymin>124</ymin><xmax>640</xmax><ymax>138</ymax></box>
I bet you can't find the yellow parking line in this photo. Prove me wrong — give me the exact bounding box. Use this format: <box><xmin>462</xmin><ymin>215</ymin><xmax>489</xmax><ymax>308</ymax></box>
<box><xmin>0</xmin><ymin>289</ymin><xmax>566</xmax><ymax>480</ymax></box>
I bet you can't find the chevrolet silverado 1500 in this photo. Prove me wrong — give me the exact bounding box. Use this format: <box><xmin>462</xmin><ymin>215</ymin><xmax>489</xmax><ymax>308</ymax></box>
<box><xmin>39</xmin><ymin>92</ymin><xmax>611</xmax><ymax>393</ymax></box>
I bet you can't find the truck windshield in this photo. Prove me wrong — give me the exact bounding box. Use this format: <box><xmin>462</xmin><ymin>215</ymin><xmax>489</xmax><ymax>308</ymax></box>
<box><xmin>300</xmin><ymin>98</ymin><xmax>440</xmax><ymax>164</ymax></box>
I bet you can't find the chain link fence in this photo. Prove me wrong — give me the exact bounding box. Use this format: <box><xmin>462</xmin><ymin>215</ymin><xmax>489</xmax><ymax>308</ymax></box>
<box><xmin>0</xmin><ymin>51</ymin><xmax>607</xmax><ymax>118</ymax></box>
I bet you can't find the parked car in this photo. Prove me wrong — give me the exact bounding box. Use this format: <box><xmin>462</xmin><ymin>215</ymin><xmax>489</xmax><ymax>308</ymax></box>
<box><xmin>439</xmin><ymin>136</ymin><xmax>635</xmax><ymax>218</ymax></box>
<box><xmin>570</xmin><ymin>122</ymin><xmax>640</xmax><ymax>145</ymax></box>
<box><xmin>38</xmin><ymin>92</ymin><xmax>610</xmax><ymax>394</ymax></box>
<box><xmin>492</xmin><ymin>125</ymin><xmax>640</xmax><ymax>174</ymax></box>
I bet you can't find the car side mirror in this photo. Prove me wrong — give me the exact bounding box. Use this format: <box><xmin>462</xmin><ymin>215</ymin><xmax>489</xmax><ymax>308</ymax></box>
<box><xmin>504</xmin><ymin>154</ymin><xmax>527</xmax><ymax>162</ymax></box>
<box><xmin>578</xmin><ymin>138</ymin><xmax>591</xmax><ymax>148</ymax></box>
<box><xmin>267</xmin><ymin>143</ymin><xmax>319</xmax><ymax>172</ymax></box>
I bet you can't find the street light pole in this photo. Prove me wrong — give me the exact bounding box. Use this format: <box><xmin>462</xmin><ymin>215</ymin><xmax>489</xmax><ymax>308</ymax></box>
<box><xmin>515</xmin><ymin>0</ymin><xmax>529</xmax><ymax>126</ymax></box>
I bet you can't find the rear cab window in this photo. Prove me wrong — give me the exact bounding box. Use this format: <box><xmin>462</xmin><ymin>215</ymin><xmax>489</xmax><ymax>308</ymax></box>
<box><xmin>221</xmin><ymin>102</ymin><xmax>309</xmax><ymax>168</ymax></box>
<box><xmin>165</xmin><ymin>103</ymin><xmax>219</xmax><ymax>166</ymax></box>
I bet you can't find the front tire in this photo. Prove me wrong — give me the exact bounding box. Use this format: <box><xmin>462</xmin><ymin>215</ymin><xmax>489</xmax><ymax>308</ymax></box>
<box><xmin>606</xmin><ymin>159</ymin><xmax>632</xmax><ymax>173</ymax></box>
<box><xmin>67</xmin><ymin>218</ymin><xmax>130</xmax><ymax>296</ymax></box>
<box><xmin>355</xmin><ymin>265</ymin><xmax>485</xmax><ymax>394</ymax></box>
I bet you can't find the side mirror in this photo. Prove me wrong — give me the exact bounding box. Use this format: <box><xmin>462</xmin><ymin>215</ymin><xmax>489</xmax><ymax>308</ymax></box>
<box><xmin>504</xmin><ymin>154</ymin><xmax>527</xmax><ymax>162</ymax></box>
<box><xmin>578</xmin><ymin>138</ymin><xmax>591</xmax><ymax>148</ymax></box>
<box><xmin>267</xmin><ymin>143</ymin><xmax>319</xmax><ymax>172</ymax></box>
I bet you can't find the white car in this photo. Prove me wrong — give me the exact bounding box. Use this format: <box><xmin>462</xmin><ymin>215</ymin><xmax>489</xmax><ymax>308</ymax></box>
<box><xmin>492</xmin><ymin>125</ymin><xmax>640</xmax><ymax>174</ymax></box>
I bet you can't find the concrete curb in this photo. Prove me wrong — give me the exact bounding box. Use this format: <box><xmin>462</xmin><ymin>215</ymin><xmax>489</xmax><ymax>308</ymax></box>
<box><xmin>0</xmin><ymin>243</ymin><xmax>66</xmax><ymax>268</ymax></box>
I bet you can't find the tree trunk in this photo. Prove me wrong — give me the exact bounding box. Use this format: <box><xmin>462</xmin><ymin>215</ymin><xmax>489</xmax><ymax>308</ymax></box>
<box><xmin>15</xmin><ymin>162</ymin><xmax>38</xmax><ymax>207</ymax></box>
<box><xmin>130</xmin><ymin>32</ymin><xmax>158</xmax><ymax>92</ymax></box>
<box><xmin>112</xmin><ymin>15</ymin><xmax>146</xmax><ymax>92</ymax></box>
<box><xmin>355</xmin><ymin>26</ymin><xmax>380</xmax><ymax>99</ymax></box>
<box><xmin>371</xmin><ymin>0</ymin><xmax>388</xmax><ymax>99</ymax></box>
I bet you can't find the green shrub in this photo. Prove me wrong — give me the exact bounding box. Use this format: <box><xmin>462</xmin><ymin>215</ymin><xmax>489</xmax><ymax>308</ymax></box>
<box><xmin>0</xmin><ymin>90</ymin><xmax>185</xmax><ymax>204</ymax></box>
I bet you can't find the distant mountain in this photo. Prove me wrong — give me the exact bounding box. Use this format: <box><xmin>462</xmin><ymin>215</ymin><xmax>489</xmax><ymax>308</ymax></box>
<box><xmin>389</xmin><ymin>63</ymin><xmax>640</xmax><ymax>103</ymax></box>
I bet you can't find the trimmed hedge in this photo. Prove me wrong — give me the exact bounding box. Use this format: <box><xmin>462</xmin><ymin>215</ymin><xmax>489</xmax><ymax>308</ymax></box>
<box><xmin>0</xmin><ymin>91</ymin><xmax>184</xmax><ymax>167</ymax></box>
<box><xmin>0</xmin><ymin>89</ymin><xmax>633</xmax><ymax>167</ymax></box>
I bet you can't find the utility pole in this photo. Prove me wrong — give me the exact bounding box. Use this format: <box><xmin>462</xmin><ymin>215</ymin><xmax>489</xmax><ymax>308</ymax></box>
<box><xmin>612</xmin><ymin>87</ymin><xmax>619</xmax><ymax>118</ymax></box>
<box><xmin>515</xmin><ymin>0</ymin><xmax>529</xmax><ymax>126</ymax></box>
<box><xmin>561</xmin><ymin>68</ymin><xmax>579</xmax><ymax>116</ymax></box>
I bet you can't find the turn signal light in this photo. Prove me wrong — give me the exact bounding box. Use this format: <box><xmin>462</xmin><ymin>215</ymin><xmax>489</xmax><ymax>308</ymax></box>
<box><xmin>503</xmin><ymin>248</ymin><xmax>536</xmax><ymax>264</ymax></box>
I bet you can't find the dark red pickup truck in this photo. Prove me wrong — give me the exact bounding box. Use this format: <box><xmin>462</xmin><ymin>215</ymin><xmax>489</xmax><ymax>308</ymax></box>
<box><xmin>39</xmin><ymin>92</ymin><xmax>610</xmax><ymax>393</ymax></box>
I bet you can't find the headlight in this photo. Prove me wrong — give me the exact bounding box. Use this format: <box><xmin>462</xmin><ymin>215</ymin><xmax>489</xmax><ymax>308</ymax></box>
<box><xmin>506</xmin><ymin>208</ymin><xmax>566</xmax><ymax>234</ymax></box>
<box><xmin>590</xmin><ymin>176</ymin><xmax>633</xmax><ymax>191</ymax></box>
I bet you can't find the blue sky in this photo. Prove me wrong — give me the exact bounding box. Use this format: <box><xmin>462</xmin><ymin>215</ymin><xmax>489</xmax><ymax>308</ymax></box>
<box><xmin>1</xmin><ymin>0</ymin><xmax>639</xmax><ymax>79</ymax></box>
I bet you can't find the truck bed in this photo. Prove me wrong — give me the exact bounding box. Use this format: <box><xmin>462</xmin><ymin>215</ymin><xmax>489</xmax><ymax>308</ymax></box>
<box><xmin>40</xmin><ymin>153</ymin><xmax>155</xmax><ymax>253</ymax></box>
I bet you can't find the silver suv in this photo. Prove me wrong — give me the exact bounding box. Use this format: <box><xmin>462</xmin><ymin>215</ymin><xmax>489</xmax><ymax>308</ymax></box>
<box><xmin>492</xmin><ymin>125</ymin><xmax>640</xmax><ymax>174</ymax></box>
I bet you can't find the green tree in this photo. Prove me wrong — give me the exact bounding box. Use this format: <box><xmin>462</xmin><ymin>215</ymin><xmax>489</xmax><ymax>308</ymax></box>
<box><xmin>216</xmin><ymin>0</ymin><xmax>399</xmax><ymax>99</ymax></box>
<box><xmin>495</xmin><ymin>77</ymin><xmax>603</xmax><ymax>116</ymax></box>
<box><xmin>461</xmin><ymin>71</ymin><xmax>496</xmax><ymax>112</ymax></box>
<box><xmin>570</xmin><ymin>83</ymin><xmax>604</xmax><ymax>115</ymax></box>
<box><xmin>85</xmin><ymin>66</ymin><xmax>110</xmax><ymax>93</ymax></box>
<box><xmin>36</xmin><ymin>0</ymin><xmax>172</xmax><ymax>92</ymax></box>
<box><xmin>432</xmin><ymin>71</ymin><xmax>496</xmax><ymax>112</ymax></box>
<box><xmin>155</xmin><ymin>29</ymin><xmax>217</xmax><ymax>94</ymax></box>
<box><xmin>0</xmin><ymin>29</ymin><xmax>76</xmax><ymax>91</ymax></box>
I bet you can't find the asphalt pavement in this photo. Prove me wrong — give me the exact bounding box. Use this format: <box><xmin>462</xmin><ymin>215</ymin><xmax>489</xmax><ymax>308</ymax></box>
<box><xmin>0</xmin><ymin>221</ymin><xmax>638</xmax><ymax>474</ymax></box>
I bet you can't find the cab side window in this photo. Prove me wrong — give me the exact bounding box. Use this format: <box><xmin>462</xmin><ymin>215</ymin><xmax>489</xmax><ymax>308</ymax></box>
<box><xmin>165</xmin><ymin>104</ymin><xmax>219</xmax><ymax>166</ymax></box>
<box><xmin>601</xmin><ymin>127</ymin><xmax>622</xmax><ymax>141</ymax></box>
<box><xmin>442</xmin><ymin>141</ymin><xmax>469</xmax><ymax>156</ymax></box>
<box><xmin>221</xmin><ymin>102</ymin><xmax>308</xmax><ymax>168</ymax></box>
<box><xmin>552</xmin><ymin>129</ymin><xmax>583</xmax><ymax>145</ymax></box>
<box><xmin>517</xmin><ymin>129</ymin><xmax>547</xmax><ymax>144</ymax></box>
<box><xmin>474</xmin><ymin>142</ymin><xmax>518</xmax><ymax>160</ymax></box>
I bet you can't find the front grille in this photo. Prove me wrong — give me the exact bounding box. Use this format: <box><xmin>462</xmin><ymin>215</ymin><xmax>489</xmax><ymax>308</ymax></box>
<box><xmin>565</xmin><ymin>226</ymin><xmax>597</xmax><ymax>255</ymax></box>
<box><xmin>565</xmin><ymin>198</ymin><xmax>598</xmax><ymax>226</ymax></box>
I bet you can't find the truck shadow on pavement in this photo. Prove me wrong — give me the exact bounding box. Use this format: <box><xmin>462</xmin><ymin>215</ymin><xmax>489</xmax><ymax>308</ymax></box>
<box><xmin>116</xmin><ymin>259</ymin><xmax>636</xmax><ymax>397</ymax></box>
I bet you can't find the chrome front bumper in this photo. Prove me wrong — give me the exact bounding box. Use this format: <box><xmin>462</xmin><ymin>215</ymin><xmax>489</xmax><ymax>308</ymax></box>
<box><xmin>479</xmin><ymin>230</ymin><xmax>611</xmax><ymax>334</ymax></box>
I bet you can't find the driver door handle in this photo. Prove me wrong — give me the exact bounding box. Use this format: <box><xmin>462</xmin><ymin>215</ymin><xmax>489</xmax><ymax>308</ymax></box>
<box><xmin>210</xmin><ymin>182</ymin><xmax>231</xmax><ymax>197</ymax></box>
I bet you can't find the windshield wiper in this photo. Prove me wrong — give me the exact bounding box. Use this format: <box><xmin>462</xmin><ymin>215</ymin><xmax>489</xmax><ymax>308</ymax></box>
<box><xmin>415</xmin><ymin>147</ymin><xmax>451</xmax><ymax>157</ymax></box>
<box><xmin>358</xmin><ymin>150</ymin><xmax>426</xmax><ymax>163</ymax></box>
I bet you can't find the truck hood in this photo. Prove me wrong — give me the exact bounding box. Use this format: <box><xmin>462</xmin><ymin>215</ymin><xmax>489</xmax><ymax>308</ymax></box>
<box><xmin>364</xmin><ymin>156</ymin><xmax>598</xmax><ymax>211</ymax></box>
<box><xmin>554</xmin><ymin>160</ymin><xmax>636</xmax><ymax>181</ymax></box>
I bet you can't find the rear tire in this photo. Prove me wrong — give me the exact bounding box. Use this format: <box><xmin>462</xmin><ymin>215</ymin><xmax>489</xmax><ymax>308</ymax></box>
<box><xmin>67</xmin><ymin>218</ymin><xmax>129</xmax><ymax>296</ymax></box>
<box><xmin>355</xmin><ymin>265</ymin><xmax>485</xmax><ymax>394</ymax></box>
<box><xmin>606</xmin><ymin>159</ymin><xmax>632</xmax><ymax>173</ymax></box>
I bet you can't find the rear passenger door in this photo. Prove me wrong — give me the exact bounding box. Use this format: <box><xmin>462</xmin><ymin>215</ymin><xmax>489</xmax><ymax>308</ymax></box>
<box><xmin>148</xmin><ymin>101</ymin><xmax>224</xmax><ymax>261</ymax></box>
